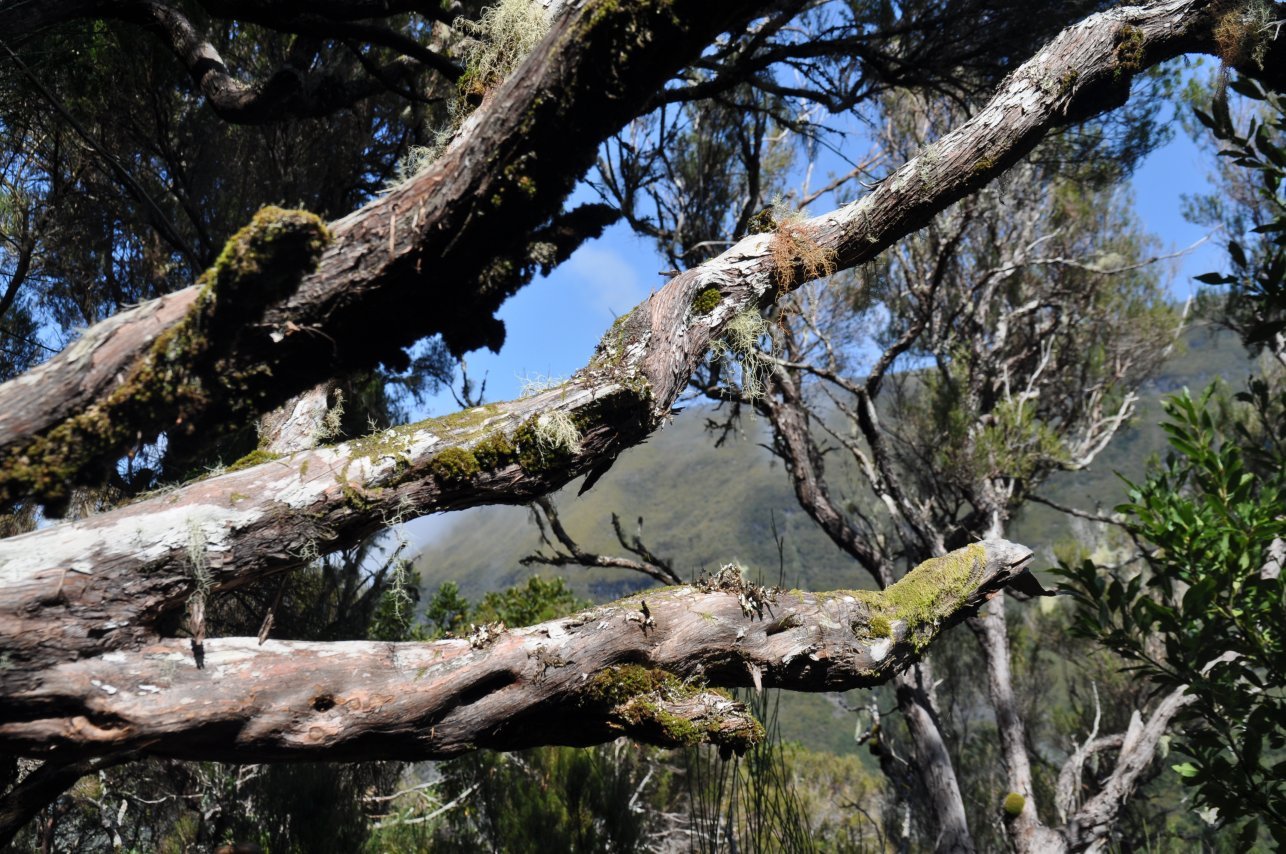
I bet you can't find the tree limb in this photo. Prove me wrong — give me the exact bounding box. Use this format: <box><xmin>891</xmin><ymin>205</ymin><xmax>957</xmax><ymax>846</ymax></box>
<box><xmin>0</xmin><ymin>540</ymin><xmax>1034</xmax><ymax>761</ymax></box>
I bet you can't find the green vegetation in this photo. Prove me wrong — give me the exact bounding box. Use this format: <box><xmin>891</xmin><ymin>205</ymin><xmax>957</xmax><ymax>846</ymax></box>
<box><xmin>691</xmin><ymin>286</ymin><xmax>723</xmax><ymax>315</ymax></box>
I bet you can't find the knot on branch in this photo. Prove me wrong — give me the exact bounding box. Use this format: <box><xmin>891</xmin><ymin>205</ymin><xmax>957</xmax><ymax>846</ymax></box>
<box><xmin>200</xmin><ymin>206</ymin><xmax>331</xmax><ymax>323</ymax></box>
<box><xmin>580</xmin><ymin>664</ymin><xmax>763</xmax><ymax>757</ymax></box>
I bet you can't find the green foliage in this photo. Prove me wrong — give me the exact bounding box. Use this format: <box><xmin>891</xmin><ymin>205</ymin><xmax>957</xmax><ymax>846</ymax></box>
<box><xmin>475</xmin><ymin>575</ymin><xmax>587</xmax><ymax>627</ymax></box>
<box><xmin>1189</xmin><ymin>75</ymin><xmax>1286</xmax><ymax>354</ymax></box>
<box><xmin>423</xmin><ymin>575</ymin><xmax>587</xmax><ymax>638</ymax></box>
<box><xmin>1058</xmin><ymin>385</ymin><xmax>1286</xmax><ymax>843</ymax></box>
<box><xmin>428</xmin><ymin>742</ymin><xmax>673</xmax><ymax>853</ymax></box>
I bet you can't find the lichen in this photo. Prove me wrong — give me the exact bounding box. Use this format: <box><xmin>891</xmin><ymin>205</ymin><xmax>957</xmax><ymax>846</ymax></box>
<box><xmin>709</xmin><ymin>308</ymin><xmax>772</xmax><ymax>402</ymax></box>
<box><xmin>770</xmin><ymin>212</ymin><xmax>836</xmax><ymax>290</ymax></box>
<box><xmin>1003</xmin><ymin>792</ymin><xmax>1026</xmax><ymax>817</ymax></box>
<box><xmin>516</xmin><ymin>410</ymin><xmax>581</xmax><ymax>471</ymax></box>
<box><xmin>1214</xmin><ymin>0</ymin><xmax>1275</xmax><ymax>68</ymax></box>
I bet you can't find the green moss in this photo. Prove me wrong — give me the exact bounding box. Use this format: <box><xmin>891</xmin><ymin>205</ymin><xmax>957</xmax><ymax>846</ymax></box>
<box><xmin>1112</xmin><ymin>24</ymin><xmax>1145</xmax><ymax>81</ymax></box>
<box><xmin>691</xmin><ymin>286</ymin><xmax>722</xmax><ymax>315</ymax></box>
<box><xmin>854</xmin><ymin>543</ymin><xmax>986</xmax><ymax>650</ymax></box>
<box><xmin>582</xmin><ymin>664</ymin><xmax>764</xmax><ymax>753</ymax></box>
<box><xmin>226</xmin><ymin>448</ymin><xmax>282</xmax><ymax>472</ymax></box>
<box><xmin>971</xmin><ymin>156</ymin><xmax>996</xmax><ymax>179</ymax></box>
<box><xmin>585</xmin><ymin>664</ymin><xmax>674</xmax><ymax>707</ymax></box>
<box><xmin>473</xmin><ymin>432</ymin><xmax>517</xmax><ymax>469</ymax></box>
<box><xmin>0</xmin><ymin>206</ymin><xmax>330</xmax><ymax>509</ymax></box>
<box><xmin>867</xmin><ymin>614</ymin><xmax>892</xmax><ymax>638</ymax></box>
<box><xmin>1003</xmin><ymin>792</ymin><xmax>1026</xmax><ymax>817</ymax></box>
<box><xmin>429</xmin><ymin>447</ymin><xmax>481</xmax><ymax>483</ymax></box>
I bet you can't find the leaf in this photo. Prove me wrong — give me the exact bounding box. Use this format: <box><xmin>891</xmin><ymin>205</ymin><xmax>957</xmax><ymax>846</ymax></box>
<box><xmin>1173</xmin><ymin>762</ymin><xmax>1199</xmax><ymax>778</ymax></box>
<box><xmin>1193</xmin><ymin>272</ymin><xmax>1236</xmax><ymax>285</ymax></box>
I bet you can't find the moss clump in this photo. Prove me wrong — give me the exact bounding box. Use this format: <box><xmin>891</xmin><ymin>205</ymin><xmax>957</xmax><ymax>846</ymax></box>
<box><xmin>971</xmin><ymin>156</ymin><xmax>997</xmax><ymax>179</ymax></box>
<box><xmin>582</xmin><ymin>665</ymin><xmax>763</xmax><ymax>754</ymax></box>
<box><xmin>585</xmin><ymin>664</ymin><xmax>674</xmax><ymax>707</ymax></box>
<box><xmin>691</xmin><ymin>286</ymin><xmax>723</xmax><ymax>315</ymax></box>
<box><xmin>429</xmin><ymin>447</ymin><xmax>481</xmax><ymax>483</ymax></box>
<box><xmin>1112</xmin><ymin>24</ymin><xmax>1145</xmax><ymax>80</ymax></box>
<box><xmin>226</xmin><ymin>449</ymin><xmax>282</xmax><ymax>472</ymax></box>
<box><xmin>867</xmin><ymin>614</ymin><xmax>892</xmax><ymax>638</ymax></box>
<box><xmin>1003</xmin><ymin>792</ymin><xmax>1026</xmax><ymax>817</ymax></box>
<box><xmin>473</xmin><ymin>432</ymin><xmax>517</xmax><ymax>469</ymax></box>
<box><xmin>855</xmin><ymin>543</ymin><xmax>986</xmax><ymax>650</ymax></box>
<box><xmin>199</xmin><ymin>206</ymin><xmax>332</xmax><ymax>310</ymax></box>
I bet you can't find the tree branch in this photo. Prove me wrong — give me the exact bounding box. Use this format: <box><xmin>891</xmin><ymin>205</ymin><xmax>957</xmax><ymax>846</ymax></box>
<box><xmin>0</xmin><ymin>541</ymin><xmax>1034</xmax><ymax>761</ymax></box>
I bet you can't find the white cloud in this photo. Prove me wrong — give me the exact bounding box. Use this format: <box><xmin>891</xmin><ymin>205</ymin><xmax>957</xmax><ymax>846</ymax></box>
<box><xmin>565</xmin><ymin>244</ymin><xmax>648</xmax><ymax>316</ymax></box>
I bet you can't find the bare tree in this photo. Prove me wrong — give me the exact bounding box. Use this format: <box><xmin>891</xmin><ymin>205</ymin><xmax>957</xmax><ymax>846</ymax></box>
<box><xmin>0</xmin><ymin>0</ymin><xmax>1281</xmax><ymax>847</ymax></box>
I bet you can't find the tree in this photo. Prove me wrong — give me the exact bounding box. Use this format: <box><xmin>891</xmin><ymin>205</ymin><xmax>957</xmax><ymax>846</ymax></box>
<box><xmin>0</xmin><ymin>0</ymin><xmax>1283</xmax><ymax>848</ymax></box>
<box><xmin>1062</xmin><ymin>70</ymin><xmax>1286</xmax><ymax>846</ymax></box>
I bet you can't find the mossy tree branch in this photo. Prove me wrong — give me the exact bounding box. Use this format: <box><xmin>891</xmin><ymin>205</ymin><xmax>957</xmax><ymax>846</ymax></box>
<box><xmin>0</xmin><ymin>0</ymin><xmax>1260</xmax><ymax>679</ymax></box>
<box><xmin>0</xmin><ymin>541</ymin><xmax>1032</xmax><ymax>762</ymax></box>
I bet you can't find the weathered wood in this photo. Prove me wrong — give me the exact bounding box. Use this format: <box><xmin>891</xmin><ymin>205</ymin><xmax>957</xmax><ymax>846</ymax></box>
<box><xmin>0</xmin><ymin>541</ymin><xmax>1033</xmax><ymax>761</ymax></box>
<box><xmin>0</xmin><ymin>0</ymin><xmax>1262</xmax><ymax>767</ymax></box>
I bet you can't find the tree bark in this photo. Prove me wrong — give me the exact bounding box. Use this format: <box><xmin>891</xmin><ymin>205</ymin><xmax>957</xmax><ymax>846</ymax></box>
<box><xmin>0</xmin><ymin>0</ymin><xmax>1246</xmax><ymax>623</ymax></box>
<box><xmin>0</xmin><ymin>541</ymin><xmax>1033</xmax><ymax>761</ymax></box>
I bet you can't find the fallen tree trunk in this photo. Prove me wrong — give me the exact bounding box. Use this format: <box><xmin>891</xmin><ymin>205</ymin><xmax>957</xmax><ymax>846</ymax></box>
<box><xmin>0</xmin><ymin>541</ymin><xmax>1032</xmax><ymax>761</ymax></box>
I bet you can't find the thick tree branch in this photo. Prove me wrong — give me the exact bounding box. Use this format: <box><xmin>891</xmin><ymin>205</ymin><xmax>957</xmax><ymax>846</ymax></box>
<box><xmin>0</xmin><ymin>0</ymin><xmax>769</xmax><ymax>508</ymax></box>
<box><xmin>0</xmin><ymin>541</ymin><xmax>1034</xmax><ymax>761</ymax></box>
